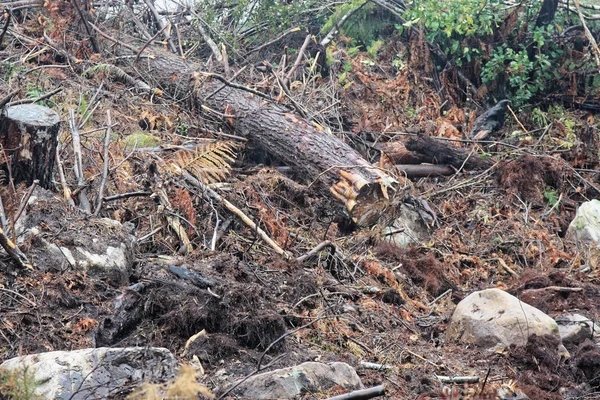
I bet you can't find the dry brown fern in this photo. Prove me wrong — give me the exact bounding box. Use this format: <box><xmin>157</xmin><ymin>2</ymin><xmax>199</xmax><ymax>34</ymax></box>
<box><xmin>127</xmin><ymin>364</ymin><xmax>213</xmax><ymax>400</ymax></box>
<box><xmin>164</xmin><ymin>141</ymin><xmax>238</xmax><ymax>184</ymax></box>
<box><xmin>172</xmin><ymin>187</ymin><xmax>197</xmax><ymax>236</ymax></box>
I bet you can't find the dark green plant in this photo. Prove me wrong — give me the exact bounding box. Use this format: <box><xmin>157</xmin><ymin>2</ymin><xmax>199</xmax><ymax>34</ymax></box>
<box><xmin>401</xmin><ymin>0</ymin><xmax>504</xmax><ymax>66</ymax></box>
<box><xmin>481</xmin><ymin>45</ymin><xmax>552</xmax><ymax>107</ymax></box>
<box><xmin>321</xmin><ymin>1</ymin><xmax>396</xmax><ymax>48</ymax></box>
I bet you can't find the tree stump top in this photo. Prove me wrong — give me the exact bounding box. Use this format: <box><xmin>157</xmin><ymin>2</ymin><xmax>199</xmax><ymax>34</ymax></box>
<box><xmin>3</xmin><ymin>104</ymin><xmax>60</xmax><ymax>127</ymax></box>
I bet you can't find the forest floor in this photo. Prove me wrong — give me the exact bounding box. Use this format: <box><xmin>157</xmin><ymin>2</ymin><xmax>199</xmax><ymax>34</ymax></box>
<box><xmin>1</xmin><ymin>15</ymin><xmax>600</xmax><ymax>400</ymax></box>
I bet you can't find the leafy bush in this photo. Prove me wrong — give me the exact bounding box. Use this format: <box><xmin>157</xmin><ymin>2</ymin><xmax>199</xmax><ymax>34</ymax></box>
<box><xmin>397</xmin><ymin>0</ymin><xmax>599</xmax><ymax>107</ymax></box>
<box><xmin>401</xmin><ymin>0</ymin><xmax>504</xmax><ymax>65</ymax></box>
<box><xmin>321</xmin><ymin>1</ymin><xmax>396</xmax><ymax>48</ymax></box>
<box><xmin>481</xmin><ymin>44</ymin><xmax>552</xmax><ymax>107</ymax></box>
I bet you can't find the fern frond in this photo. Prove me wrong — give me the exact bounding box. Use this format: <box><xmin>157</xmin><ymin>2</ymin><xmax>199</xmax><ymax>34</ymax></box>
<box><xmin>165</xmin><ymin>141</ymin><xmax>238</xmax><ymax>184</ymax></box>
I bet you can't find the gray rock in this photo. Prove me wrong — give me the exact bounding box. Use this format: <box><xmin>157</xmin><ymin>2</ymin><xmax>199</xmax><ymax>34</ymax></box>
<box><xmin>447</xmin><ymin>288</ymin><xmax>562</xmax><ymax>352</ymax></box>
<box><xmin>568</xmin><ymin>199</ymin><xmax>600</xmax><ymax>244</ymax></box>
<box><xmin>469</xmin><ymin>100</ymin><xmax>509</xmax><ymax>140</ymax></box>
<box><xmin>381</xmin><ymin>201</ymin><xmax>432</xmax><ymax>248</ymax></box>
<box><xmin>556</xmin><ymin>314</ymin><xmax>595</xmax><ymax>345</ymax></box>
<box><xmin>15</xmin><ymin>188</ymin><xmax>136</xmax><ymax>286</ymax></box>
<box><xmin>233</xmin><ymin>362</ymin><xmax>362</xmax><ymax>399</ymax></box>
<box><xmin>0</xmin><ymin>347</ymin><xmax>178</xmax><ymax>400</ymax></box>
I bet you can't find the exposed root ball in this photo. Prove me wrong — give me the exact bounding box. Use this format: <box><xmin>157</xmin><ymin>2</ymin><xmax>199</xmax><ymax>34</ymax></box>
<box><xmin>496</xmin><ymin>154</ymin><xmax>562</xmax><ymax>203</ymax></box>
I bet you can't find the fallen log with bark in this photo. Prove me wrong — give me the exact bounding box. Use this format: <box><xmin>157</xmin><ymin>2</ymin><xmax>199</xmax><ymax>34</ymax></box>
<box><xmin>405</xmin><ymin>134</ymin><xmax>494</xmax><ymax>171</ymax></box>
<box><xmin>117</xmin><ymin>49</ymin><xmax>399</xmax><ymax>226</ymax></box>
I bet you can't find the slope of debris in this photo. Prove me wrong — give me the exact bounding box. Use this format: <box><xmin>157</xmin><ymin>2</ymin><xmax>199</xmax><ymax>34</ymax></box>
<box><xmin>0</xmin><ymin>6</ymin><xmax>600</xmax><ymax>400</ymax></box>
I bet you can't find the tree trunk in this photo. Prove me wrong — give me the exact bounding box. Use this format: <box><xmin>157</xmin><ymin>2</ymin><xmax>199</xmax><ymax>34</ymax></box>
<box><xmin>405</xmin><ymin>134</ymin><xmax>493</xmax><ymax>171</ymax></box>
<box><xmin>0</xmin><ymin>104</ymin><xmax>60</xmax><ymax>189</ymax></box>
<box><xmin>535</xmin><ymin>0</ymin><xmax>559</xmax><ymax>27</ymax></box>
<box><xmin>132</xmin><ymin>53</ymin><xmax>398</xmax><ymax>226</ymax></box>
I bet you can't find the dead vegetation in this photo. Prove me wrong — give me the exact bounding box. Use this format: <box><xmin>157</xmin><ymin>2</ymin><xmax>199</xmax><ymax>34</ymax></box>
<box><xmin>0</xmin><ymin>1</ymin><xmax>599</xmax><ymax>399</ymax></box>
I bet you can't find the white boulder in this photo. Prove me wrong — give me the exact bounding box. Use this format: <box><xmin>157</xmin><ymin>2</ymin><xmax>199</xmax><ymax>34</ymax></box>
<box><xmin>0</xmin><ymin>347</ymin><xmax>178</xmax><ymax>400</ymax></box>
<box><xmin>447</xmin><ymin>288</ymin><xmax>562</xmax><ymax>352</ymax></box>
<box><xmin>568</xmin><ymin>199</ymin><xmax>600</xmax><ymax>244</ymax></box>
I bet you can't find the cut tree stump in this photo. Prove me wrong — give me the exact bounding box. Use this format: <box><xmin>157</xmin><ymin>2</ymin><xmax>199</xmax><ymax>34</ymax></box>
<box><xmin>0</xmin><ymin>104</ymin><xmax>60</xmax><ymax>189</ymax></box>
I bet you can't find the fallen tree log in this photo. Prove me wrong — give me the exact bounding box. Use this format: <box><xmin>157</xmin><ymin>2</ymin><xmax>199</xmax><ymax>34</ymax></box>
<box><xmin>405</xmin><ymin>134</ymin><xmax>493</xmax><ymax>171</ymax></box>
<box><xmin>373</xmin><ymin>141</ymin><xmax>426</xmax><ymax>164</ymax></box>
<box><xmin>120</xmin><ymin>50</ymin><xmax>398</xmax><ymax>226</ymax></box>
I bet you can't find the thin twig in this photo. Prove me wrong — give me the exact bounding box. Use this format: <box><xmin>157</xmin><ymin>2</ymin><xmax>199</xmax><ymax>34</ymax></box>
<box><xmin>436</xmin><ymin>376</ymin><xmax>480</xmax><ymax>384</ymax></box>
<box><xmin>297</xmin><ymin>240</ymin><xmax>335</xmax><ymax>262</ymax></box>
<box><xmin>179</xmin><ymin>168</ymin><xmax>290</xmax><ymax>258</ymax></box>
<box><xmin>88</xmin><ymin>22</ymin><xmax>140</xmax><ymax>53</ymax></box>
<box><xmin>496</xmin><ymin>258</ymin><xmax>519</xmax><ymax>278</ymax></box>
<box><xmin>257</xmin><ymin>316</ymin><xmax>329</xmax><ymax>370</ymax></box>
<box><xmin>69</xmin><ymin>109</ymin><xmax>92</xmax><ymax>212</ymax></box>
<box><xmin>272</xmin><ymin>70</ymin><xmax>308</xmax><ymax>118</ymax></box>
<box><xmin>71</xmin><ymin>0</ymin><xmax>100</xmax><ymax>53</ymax></box>
<box><xmin>134</xmin><ymin>22</ymin><xmax>168</xmax><ymax>65</ymax></box>
<box><xmin>246</xmin><ymin>27</ymin><xmax>301</xmax><ymax>56</ymax></box>
<box><xmin>0</xmin><ymin>196</ymin><xmax>7</xmax><ymax>230</ymax></box>
<box><xmin>55</xmin><ymin>146</ymin><xmax>76</xmax><ymax>207</ymax></box>
<box><xmin>507</xmin><ymin>104</ymin><xmax>528</xmax><ymax>133</ymax></box>
<box><xmin>217</xmin><ymin>353</ymin><xmax>287</xmax><ymax>399</ymax></box>
<box><xmin>188</xmin><ymin>10</ymin><xmax>222</xmax><ymax>62</ymax></box>
<box><xmin>0</xmin><ymin>288</ymin><xmax>37</xmax><ymax>307</ymax></box>
<box><xmin>320</xmin><ymin>1</ymin><xmax>369</xmax><ymax>47</ymax></box>
<box><xmin>6</xmin><ymin>87</ymin><xmax>62</xmax><ymax>107</ymax></box>
<box><xmin>284</xmin><ymin>34</ymin><xmax>311</xmax><ymax>86</ymax></box>
<box><xmin>142</xmin><ymin>0</ymin><xmax>177</xmax><ymax>53</ymax></box>
<box><xmin>175</xmin><ymin>23</ymin><xmax>184</xmax><ymax>57</ymax></box>
<box><xmin>94</xmin><ymin>109</ymin><xmax>112</xmax><ymax>215</ymax></box>
<box><xmin>78</xmin><ymin>83</ymin><xmax>104</xmax><ymax>129</ymax></box>
<box><xmin>324</xmin><ymin>385</ymin><xmax>386</xmax><ymax>400</ymax></box>
<box><xmin>103</xmin><ymin>191</ymin><xmax>153</xmax><ymax>202</ymax></box>
<box><xmin>574</xmin><ymin>0</ymin><xmax>600</xmax><ymax>70</ymax></box>
<box><xmin>204</xmin><ymin>65</ymin><xmax>247</xmax><ymax>101</ymax></box>
<box><xmin>14</xmin><ymin>180</ymin><xmax>37</xmax><ymax>224</ymax></box>
<box><xmin>0</xmin><ymin>226</ymin><xmax>32</xmax><ymax>270</ymax></box>
<box><xmin>0</xmin><ymin>89</ymin><xmax>19</xmax><ymax>109</ymax></box>
<box><xmin>221</xmin><ymin>43</ymin><xmax>230</xmax><ymax>78</ymax></box>
<box><xmin>200</xmin><ymin>71</ymin><xmax>272</xmax><ymax>100</ymax></box>
<box><xmin>0</xmin><ymin>9</ymin><xmax>10</xmax><ymax>46</ymax></box>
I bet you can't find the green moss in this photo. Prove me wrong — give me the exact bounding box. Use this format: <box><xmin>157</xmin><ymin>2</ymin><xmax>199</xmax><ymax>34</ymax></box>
<box><xmin>122</xmin><ymin>132</ymin><xmax>162</xmax><ymax>149</ymax></box>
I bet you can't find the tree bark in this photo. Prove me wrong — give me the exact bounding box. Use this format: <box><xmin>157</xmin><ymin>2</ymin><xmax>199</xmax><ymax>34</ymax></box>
<box><xmin>395</xmin><ymin>164</ymin><xmax>454</xmax><ymax>177</ymax></box>
<box><xmin>535</xmin><ymin>0</ymin><xmax>559</xmax><ymax>27</ymax></box>
<box><xmin>374</xmin><ymin>141</ymin><xmax>426</xmax><ymax>164</ymax></box>
<box><xmin>130</xmin><ymin>52</ymin><xmax>398</xmax><ymax>226</ymax></box>
<box><xmin>0</xmin><ymin>104</ymin><xmax>60</xmax><ymax>189</ymax></box>
<box><xmin>405</xmin><ymin>134</ymin><xmax>493</xmax><ymax>171</ymax></box>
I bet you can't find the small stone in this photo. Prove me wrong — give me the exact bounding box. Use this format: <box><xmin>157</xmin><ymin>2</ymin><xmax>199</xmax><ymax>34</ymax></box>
<box><xmin>233</xmin><ymin>362</ymin><xmax>362</xmax><ymax>399</ymax></box>
<box><xmin>556</xmin><ymin>314</ymin><xmax>594</xmax><ymax>346</ymax></box>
